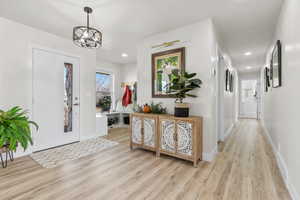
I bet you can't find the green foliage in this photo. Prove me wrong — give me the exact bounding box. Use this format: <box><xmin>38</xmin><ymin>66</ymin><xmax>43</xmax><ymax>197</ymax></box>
<box><xmin>96</xmin><ymin>96</ymin><xmax>112</xmax><ymax>112</ymax></box>
<box><xmin>134</xmin><ymin>102</ymin><xmax>167</xmax><ymax>114</ymax></box>
<box><xmin>157</xmin><ymin>73</ymin><xmax>162</xmax><ymax>92</ymax></box>
<box><xmin>167</xmin><ymin>70</ymin><xmax>202</xmax><ymax>103</ymax></box>
<box><xmin>157</xmin><ymin>56</ymin><xmax>179</xmax><ymax>69</ymax></box>
<box><xmin>156</xmin><ymin>56</ymin><xmax>180</xmax><ymax>93</ymax></box>
<box><xmin>149</xmin><ymin>102</ymin><xmax>167</xmax><ymax>114</ymax></box>
<box><xmin>0</xmin><ymin>106</ymin><xmax>38</xmax><ymax>151</ymax></box>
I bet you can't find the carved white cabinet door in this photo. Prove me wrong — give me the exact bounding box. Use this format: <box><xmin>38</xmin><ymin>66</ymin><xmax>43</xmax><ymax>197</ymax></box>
<box><xmin>132</xmin><ymin>116</ymin><xmax>142</xmax><ymax>144</ymax></box>
<box><xmin>177</xmin><ymin>121</ymin><xmax>193</xmax><ymax>156</ymax></box>
<box><xmin>160</xmin><ymin>119</ymin><xmax>176</xmax><ymax>153</ymax></box>
<box><xmin>143</xmin><ymin>118</ymin><xmax>155</xmax><ymax>148</ymax></box>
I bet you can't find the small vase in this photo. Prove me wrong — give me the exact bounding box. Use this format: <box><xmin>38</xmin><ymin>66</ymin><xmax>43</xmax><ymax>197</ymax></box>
<box><xmin>174</xmin><ymin>103</ymin><xmax>190</xmax><ymax>117</ymax></box>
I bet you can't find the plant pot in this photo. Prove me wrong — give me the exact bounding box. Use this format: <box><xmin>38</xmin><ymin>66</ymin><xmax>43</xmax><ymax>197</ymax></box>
<box><xmin>174</xmin><ymin>103</ymin><xmax>190</xmax><ymax>117</ymax></box>
<box><xmin>1</xmin><ymin>143</ymin><xmax>9</xmax><ymax>149</ymax></box>
<box><xmin>0</xmin><ymin>143</ymin><xmax>17</xmax><ymax>151</ymax></box>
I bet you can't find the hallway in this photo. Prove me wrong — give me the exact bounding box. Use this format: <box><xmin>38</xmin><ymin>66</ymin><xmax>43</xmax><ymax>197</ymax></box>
<box><xmin>0</xmin><ymin>120</ymin><xmax>291</xmax><ymax>200</ymax></box>
<box><xmin>216</xmin><ymin>120</ymin><xmax>291</xmax><ymax>200</ymax></box>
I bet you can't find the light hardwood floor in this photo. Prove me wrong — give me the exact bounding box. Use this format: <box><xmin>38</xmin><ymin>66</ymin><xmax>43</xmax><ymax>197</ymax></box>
<box><xmin>0</xmin><ymin>120</ymin><xmax>291</xmax><ymax>200</ymax></box>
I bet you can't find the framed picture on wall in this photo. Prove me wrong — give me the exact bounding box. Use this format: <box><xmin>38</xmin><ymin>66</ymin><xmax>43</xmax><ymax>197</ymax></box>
<box><xmin>152</xmin><ymin>47</ymin><xmax>185</xmax><ymax>98</ymax></box>
<box><xmin>229</xmin><ymin>73</ymin><xmax>234</xmax><ymax>92</ymax></box>
<box><xmin>264</xmin><ymin>67</ymin><xmax>271</xmax><ymax>92</ymax></box>
<box><xmin>264</xmin><ymin>67</ymin><xmax>268</xmax><ymax>92</ymax></box>
<box><xmin>225</xmin><ymin>69</ymin><xmax>230</xmax><ymax>91</ymax></box>
<box><xmin>271</xmin><ymin>40</ymin><xmax>282</xmax><ymax>88</ymax></box>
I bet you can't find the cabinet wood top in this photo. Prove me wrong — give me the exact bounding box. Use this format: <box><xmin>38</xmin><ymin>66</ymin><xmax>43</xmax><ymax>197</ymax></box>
<box><xmin>130</xmin><ymin>113</ymin><xmax>203</xmax><ymax>121</ymax></box>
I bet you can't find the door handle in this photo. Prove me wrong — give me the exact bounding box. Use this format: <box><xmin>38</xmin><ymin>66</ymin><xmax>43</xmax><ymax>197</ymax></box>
<box><xmin>73</xmin><ymin>103</ymin><xmax>80</xmax><ymax>106</ymax></box>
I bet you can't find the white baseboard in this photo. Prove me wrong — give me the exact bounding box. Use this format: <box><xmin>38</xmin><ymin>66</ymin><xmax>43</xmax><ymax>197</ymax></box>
<box><xmin>261</xmin><ymin>122</ymin><xmax>300</xmax><ymax>200</ymax></box>
<box><xmin>205</xmin><ymin>121</ymin><xmax>237</xmax><ymax>162</ymax></box>
<box><xmin>203</xmin><ymin>145</ymin><xmax>218</xmax><ymax>162</ymax></box>
<box><xmin>80</xmin><ymin>134</ymin><xmax>99</xmax><ymax>141</ymax></box>
<box><xmin>289</xmin><ymin>183</ymin><xmax>300</xmax><ymax>200</ymax></box>
<box><xmin>239</xmin><ymin>114</ymin><xmax>257</xmax><ymax>119</ymax></box>
<box><xmin>15</xmin><ymin>150</ymin><xmax>32</xmax><ymax>158</ymax></box>
<box><xmin>221</xmin><ymin>123</ymin><xmax>235</xmax><ymax>142</ymax></box>
<box><xmin>13</xmin><ymin>145</ymin><xmax>33</xmax><ymax>158</ymax></box>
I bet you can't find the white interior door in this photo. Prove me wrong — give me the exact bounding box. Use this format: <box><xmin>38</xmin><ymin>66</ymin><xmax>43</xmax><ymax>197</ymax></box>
<box><xmin>240</xmin><ymin>80</ymin><xmax>258</xmax><ymax>119</ymax></box>
<box><xmin>33</xmin><ymin>48</ymin><xmax>80</xmax><ymax>152</ymax></box>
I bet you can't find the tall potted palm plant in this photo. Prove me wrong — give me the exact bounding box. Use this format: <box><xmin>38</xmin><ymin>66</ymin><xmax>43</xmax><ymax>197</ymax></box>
<box><xmin>167</xmin><ymin>70</ymin><xmax>202</xmax><ymax>117</ymax></box>
<box><xmin>0</xmin><ymin>106</ymin><xmax>38</xmax><ymax>167</ymax></box>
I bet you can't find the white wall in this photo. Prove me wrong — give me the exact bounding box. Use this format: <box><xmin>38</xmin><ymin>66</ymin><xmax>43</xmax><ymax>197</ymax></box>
<box><xmin>261</xmin><ymin>0</ymin><xmax>300</xmax><ymax>198</ymax></box>
<box><xmin>219</xmin><ymin>56</ymin><xmax>238</xmax><ymax>141</ymax></box>
<box><xmin>137</xmin><ymin>19</ymin><xmax>219</xmax><ymax>160</ymax></box>
<box><xmin>0</xmin><ymin>17</ymin><xmax>97</xmax><ymax>156</ymax></box>
<box><xmin>120</xmin><ymin>63</ymin><xmax>137</xmax><ymax>84</ymax></box>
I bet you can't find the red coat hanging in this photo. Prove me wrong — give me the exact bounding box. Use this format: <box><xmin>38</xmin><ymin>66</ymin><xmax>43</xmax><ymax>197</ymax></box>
<box><xmin>122</xmin><ymin>85</ymin><xmax>132</xmax><ymax>107</ymax></box>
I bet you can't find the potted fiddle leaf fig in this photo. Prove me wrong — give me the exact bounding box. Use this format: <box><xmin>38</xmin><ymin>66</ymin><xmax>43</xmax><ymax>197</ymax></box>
<box><xmin>0</xmin><ymin>106</ymin><xmax>38</xmax><ymax>152</ymax></box>
<box><xmin>167</xmin><ymin>70</ymin><xmax>202</xmax><ymax>117</ymax></box>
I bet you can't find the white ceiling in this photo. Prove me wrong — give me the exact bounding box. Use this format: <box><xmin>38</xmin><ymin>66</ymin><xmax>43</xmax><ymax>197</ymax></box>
<box><xmin>0</xmin><ymin>0</ymin><xmax>283</xmax><ymax>71</ymax></box>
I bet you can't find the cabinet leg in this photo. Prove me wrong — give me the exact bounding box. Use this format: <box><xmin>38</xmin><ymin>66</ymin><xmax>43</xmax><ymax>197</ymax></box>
<box><xmin>130</xmin><ymin>142</ymin><xmax>133</xmax><ymax>150</ymax></box>
<box><xmin>156</xmin><ymin>151</ymin><xmax>160</xmax><ymax>157</ymax></box>
<box><xmin>193</xmin><ymin>160</ymin><xmax>198</xmax><ymax>168</ymax></box>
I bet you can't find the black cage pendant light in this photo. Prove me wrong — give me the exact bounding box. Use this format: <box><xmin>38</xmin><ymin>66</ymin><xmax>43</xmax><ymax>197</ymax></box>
<box><xmin>73</xmin><ymin>7</ymin><xmax>102</xmax><ymax>48</ymax></box>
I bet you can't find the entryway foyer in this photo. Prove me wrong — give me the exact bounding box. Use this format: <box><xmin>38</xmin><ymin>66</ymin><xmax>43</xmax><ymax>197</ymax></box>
<box><xmin>1</xmin><ymin>0</ymin><xmax>299</xmax><ymax>199</ymax></box>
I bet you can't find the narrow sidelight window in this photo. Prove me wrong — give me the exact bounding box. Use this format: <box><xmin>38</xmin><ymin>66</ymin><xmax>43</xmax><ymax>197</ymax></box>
<box><xmin>64</xmin><ymin>63</ymin><xmax>73</xmax><ymax>133</ymax></box>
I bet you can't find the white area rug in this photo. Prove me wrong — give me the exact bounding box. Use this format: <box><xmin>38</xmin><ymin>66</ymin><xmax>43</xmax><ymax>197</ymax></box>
<box><xmin>30</xmin><ymin>137</ymin><xmax>118</xmax><ymax>168</ymax></box>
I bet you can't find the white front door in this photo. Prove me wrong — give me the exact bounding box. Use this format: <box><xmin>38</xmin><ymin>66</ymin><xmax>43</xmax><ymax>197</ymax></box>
<box><xmin>240</xmin><ymin>80</ymin><xmax>258</xmax><ymax>119</ymax></box>
<box><xmin>33</xmin><ymin>48</ymin><xmax>80</xmax><ymax>151</ymax></box>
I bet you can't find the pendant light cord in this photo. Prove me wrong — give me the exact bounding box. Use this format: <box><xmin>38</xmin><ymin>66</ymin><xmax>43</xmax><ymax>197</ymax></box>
<box><xmin>87</xmin><ymin>12</ymin><xmax>90</xmax><ymax>30</ymax></box>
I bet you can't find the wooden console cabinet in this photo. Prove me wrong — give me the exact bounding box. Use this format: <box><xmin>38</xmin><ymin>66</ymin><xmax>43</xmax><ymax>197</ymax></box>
<box><xmin>130</xmin><ymin>113</ymin><xmax>203</xmax><ymax>167</ymax></box>
<box><xmin>130</xmin><ymin>113</ymin><xmax>157</xmax><ymax>152</ymax></box>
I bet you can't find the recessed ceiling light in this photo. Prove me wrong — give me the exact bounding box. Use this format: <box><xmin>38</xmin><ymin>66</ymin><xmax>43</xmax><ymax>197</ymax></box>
<box><xmin>244</xmin><ymin>52</ymin><xmax>252</xmax><ymax>56</ymax></box>
<box><xmin>246</xmin><ymin>66</ymin><xmax>252</xmax><ymax>69</ymax></box>
<box><xmin>121</xmin><ymin>53</ymin><xmax>128</xmax><ymax>58</ymax></box>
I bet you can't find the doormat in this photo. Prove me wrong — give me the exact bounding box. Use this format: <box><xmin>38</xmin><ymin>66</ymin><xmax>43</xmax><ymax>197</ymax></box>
<box><xmin>30</xmin><ymin>137</ymin><xmax>118</xmax><ymax>168</ymax></box>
